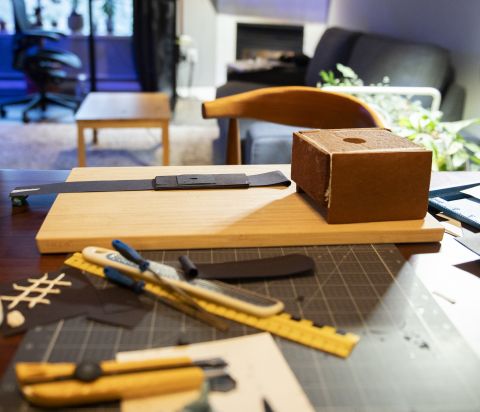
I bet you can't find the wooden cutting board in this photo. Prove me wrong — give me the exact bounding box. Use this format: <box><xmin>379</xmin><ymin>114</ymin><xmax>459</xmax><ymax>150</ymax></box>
<box><xmin>36</xmin><ymin>165</ymin><xmax>444</xmax><ymax>253</ymax></box>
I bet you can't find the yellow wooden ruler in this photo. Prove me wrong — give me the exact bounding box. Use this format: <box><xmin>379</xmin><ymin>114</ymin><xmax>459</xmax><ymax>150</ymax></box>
<box><xmin>65</xmin><ymin>253</ymin><xmax>360</xmax><ymax>358</ymax></box>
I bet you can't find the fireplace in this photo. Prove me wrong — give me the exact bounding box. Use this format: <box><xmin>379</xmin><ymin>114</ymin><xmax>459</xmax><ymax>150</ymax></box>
<box><xmin>236</xmin><ymin>23</ymin><xmax>304</xmax><ymax>60</ymax></box>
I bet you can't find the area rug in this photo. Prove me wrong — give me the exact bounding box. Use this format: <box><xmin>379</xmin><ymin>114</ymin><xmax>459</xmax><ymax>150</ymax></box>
<box><xmin>0</xmin><ymin>122</ymin><xmax>219</xmax><ymax>169</ymax></box>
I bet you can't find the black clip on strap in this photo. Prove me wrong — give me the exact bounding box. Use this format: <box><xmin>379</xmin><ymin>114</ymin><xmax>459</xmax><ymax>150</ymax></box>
<box><xmin>153</xmin><ymin>174</ymin><xmax>249</xmax><ymax>190</ymax></box>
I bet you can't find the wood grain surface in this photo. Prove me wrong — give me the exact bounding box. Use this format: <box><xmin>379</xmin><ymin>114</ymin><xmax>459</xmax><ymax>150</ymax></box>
<box><xmin>74</xmin><ymin>92</ymin><xmax>171</xmax><ymax>167</ymax></box>
<box><xmin>35</xmin><ymin>165</ymin><xmax>444</xmax><ymax>253</ymax></box>
<box><xmin>75</xmin><ymin>92</ymin><xmax>171</xmax><ymax>122</ymax></box>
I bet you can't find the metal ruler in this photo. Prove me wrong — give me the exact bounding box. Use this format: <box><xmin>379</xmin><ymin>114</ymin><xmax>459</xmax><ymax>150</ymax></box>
<box><xmin>65</xmin><ymin>253</ymin><xmax>360</xmax><ymax>358</ymax></box>
<box><xmin>429</xmin><ymin>182</ymin><xmax>480</xmax><ymax>229</ymax></box>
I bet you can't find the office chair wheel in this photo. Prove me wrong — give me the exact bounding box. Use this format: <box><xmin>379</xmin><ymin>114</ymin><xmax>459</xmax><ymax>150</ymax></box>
<box><xmin>22</xmin><ymin>113</ymin><xmax>30</xmax><ymax>123</ymax></box>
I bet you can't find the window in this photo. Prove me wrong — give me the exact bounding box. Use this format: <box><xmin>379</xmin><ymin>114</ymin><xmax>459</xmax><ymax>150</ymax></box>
<box><xmin>0</xmin><ymin>0</ymin><xmax>133</xmax><ymax>36</ymax></box>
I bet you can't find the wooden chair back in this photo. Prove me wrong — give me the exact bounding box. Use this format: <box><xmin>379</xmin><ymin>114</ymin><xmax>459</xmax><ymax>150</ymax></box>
<box><xmin>202</xmin><ymin>86</ymin><xmax>385</xmax><ymax>164</ymax></box>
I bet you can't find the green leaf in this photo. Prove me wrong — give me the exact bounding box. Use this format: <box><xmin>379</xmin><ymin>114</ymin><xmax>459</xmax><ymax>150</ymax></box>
<box><xmin>336</xmin><ymin>63</ymin><xmax>357</xmax><ymax>79</ymax></box>
<box><xmin>464</xmin><ymin>142</ymin><xmax>480</xmax><ymax>153</ymax></box>
<box><xmin>470</xmin><ymin>154</ymin><xmax>480</xmax><ymax>165</ymax></box>
<box><xmin>451</xmin><ymin>151</ymin><xmax>469</xmax><ymax>169</ymax></box>
<box><xmin>319</xmin><ymin>70</ymin><xmax>334</xmax><ymax>85</ymax></box>
<box><xmin>443</xmin><ymin>118</ymin><xmax>480</xmax><ymax>135</ymax></box>
<box><xmin>446</xmin><ymin>141</ymin><xmax>464</xmax><ymax>155</ymax></box>
<box><xmin>314</xmin><ymin>64</ymin><xmax>480</xmax><ymax>171</ymax></box>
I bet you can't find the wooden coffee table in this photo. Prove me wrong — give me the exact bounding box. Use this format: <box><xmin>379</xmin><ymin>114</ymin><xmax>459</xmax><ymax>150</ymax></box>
<box><xmin>75</xmin><ymin>92</ymin><xmax>171</xmax><ymax>167</ymax></box>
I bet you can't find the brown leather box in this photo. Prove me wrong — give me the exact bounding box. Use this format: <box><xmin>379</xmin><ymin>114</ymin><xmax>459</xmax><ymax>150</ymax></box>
<box><xmin>291</xmin><ymin>128</ymin><xmax>432</xmax><ymax>224</ymax></box>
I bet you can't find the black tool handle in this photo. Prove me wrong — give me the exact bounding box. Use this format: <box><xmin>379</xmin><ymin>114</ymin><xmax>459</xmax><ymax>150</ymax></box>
<box><xmin>112</xmin><ymin>239</ymin><xmax>150</xmax><ymax>271</ymax></box>
<box><xmin>178</xmin><ymin>255</ymin><xmax>199</xmax><ymax>280</ymax></box>
<box><xmin>104</xmin><ymin>266</ymin><xmax>145</xmax><ymax>294</ymax></box>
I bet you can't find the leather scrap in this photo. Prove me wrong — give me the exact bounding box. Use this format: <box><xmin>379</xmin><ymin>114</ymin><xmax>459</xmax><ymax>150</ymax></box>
<box><xmin>0</xmin><ymin>268</ymin><xmax>150</xmax><ymax>336</ymax></box>
<box><xmin>195</xmin><ymin>254</ymin><xmax>315</xmax><ymax>280</ymax></box>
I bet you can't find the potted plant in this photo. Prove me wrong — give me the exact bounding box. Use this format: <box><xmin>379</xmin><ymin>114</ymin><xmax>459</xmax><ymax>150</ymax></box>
<box><xmin>319</xmin><ymin>64</ymin><xmax>480</xmax><ymax>171</ymax></box>
<box><xmin>102</xmin><ymin>0</ymin><xmax>115</xmax><ymax>34</ymax></box>
<box><xmin>68</xmin><ymin>0</ymin><xmax>84</xmax><ymax>33</ymax></box>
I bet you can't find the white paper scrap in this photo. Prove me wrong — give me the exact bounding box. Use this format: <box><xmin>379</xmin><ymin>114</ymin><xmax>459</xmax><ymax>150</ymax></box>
<box><xmin>117</xmin><ymin>333</ymin><xmax>314</xmax><ymax>412</ymax></box>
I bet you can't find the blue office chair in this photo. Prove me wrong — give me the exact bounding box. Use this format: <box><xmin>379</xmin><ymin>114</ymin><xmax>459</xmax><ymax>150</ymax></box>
<box><xmin>0</xmin><ymin>0</ymin><xmax>82</xmax><ymax>122</ymax></box>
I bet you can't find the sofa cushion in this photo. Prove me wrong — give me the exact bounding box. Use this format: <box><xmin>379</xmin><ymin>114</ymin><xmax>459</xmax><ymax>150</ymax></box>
<box><xmin>244</xmin><ymin>122</ymin><xmax>304</xmax><ymax>164</ymax></box>
<box><xmin>216</xmin><ymin>80</ymin><xmax>271</xmax><ymax>98</ymax></box>
<box><xmin>305</xmin><ymin>27</ymin><xmax>361</xmax><ymax>87</ymax></box>
<box><xmin>214</xmin><ymin>117</ymin><xmax>257</xmax><ymax>164</ymax></box>
<box><xmin>214</xmin><ymin>81</ymin><xmax>273</xmax><ymax>164</ymax></box>
<box><xmin>347</xmin><ymin>34</ymin><xmax>452</xmax><ymax>92</ymax></box>
<box><xmin>440</xmin><ymin>82</ymin><xmax>466</xmax><ymax>121</ymax></box>
<box><xmin>460</xmin><ymin>124</ymin><xmax>480</xmax><ymax>145</ymax></box>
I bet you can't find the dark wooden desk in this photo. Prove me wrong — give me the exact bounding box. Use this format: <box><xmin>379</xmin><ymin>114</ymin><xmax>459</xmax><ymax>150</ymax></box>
<box><xmin>1</xmin><ymin>169</ymin><xmax>479</xmax><ymax>379</ymax></box>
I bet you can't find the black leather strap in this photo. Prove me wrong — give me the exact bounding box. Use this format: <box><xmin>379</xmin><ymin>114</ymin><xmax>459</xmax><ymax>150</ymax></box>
<box><xmin>178</xmin><ymin>254</ymin><xmax>315</xmax><ymax>281</ymax></box>
<box><xmin>10</xmin><ymin>171</ymin><xmax>291</xmax><ymax>205</ymax></box>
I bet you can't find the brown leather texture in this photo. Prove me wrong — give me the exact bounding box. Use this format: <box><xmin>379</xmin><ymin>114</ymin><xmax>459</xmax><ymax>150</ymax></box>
<box><xmin>291</xmin><ymin>128</ymin><xmax>432</xmax><ymax>224</ymax></box>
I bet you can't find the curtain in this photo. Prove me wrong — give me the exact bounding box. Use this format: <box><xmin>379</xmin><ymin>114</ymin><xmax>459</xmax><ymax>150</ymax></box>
<box><xmin>132</xmin><ymin>0</ymin><xmax>158</xmax><ymax>91</ymax></box>
<box><xmin>133</xmin><ymin>0</ymin><xmax>177</xmax><ymax>101</ymax></box>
